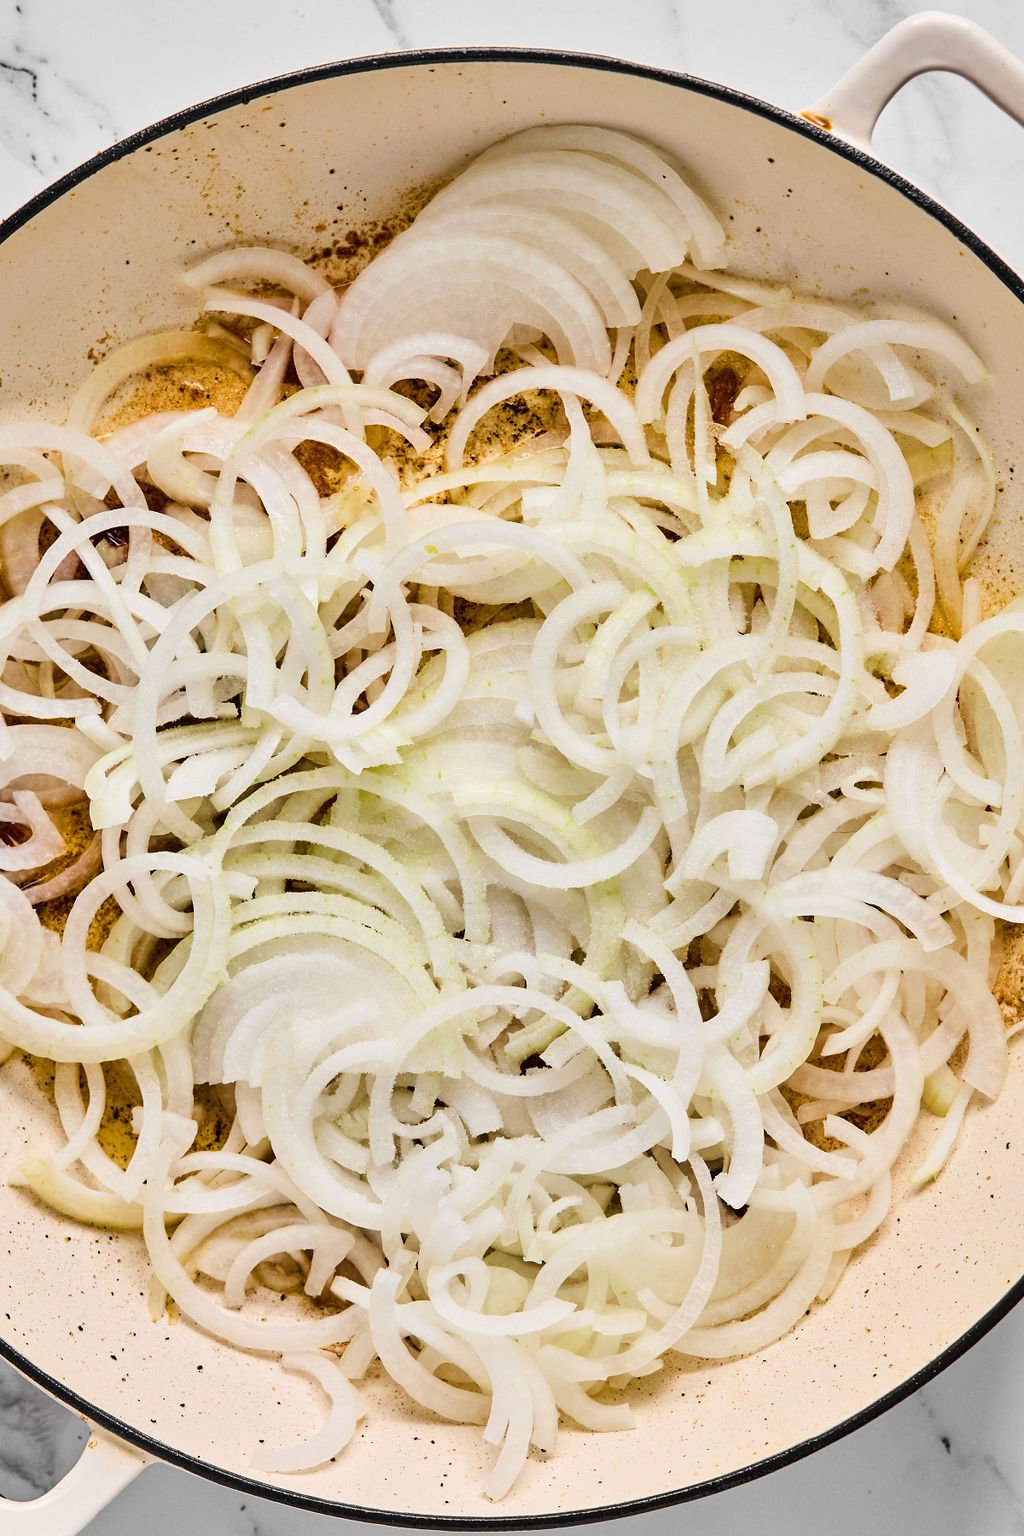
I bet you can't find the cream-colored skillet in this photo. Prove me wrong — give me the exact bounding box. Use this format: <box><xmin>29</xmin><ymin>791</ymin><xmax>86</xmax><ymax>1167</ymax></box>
<box><xmin>2</xmin><ymin>11</ymin><xmax>1024</xmax><ymax>1532</ymax></box>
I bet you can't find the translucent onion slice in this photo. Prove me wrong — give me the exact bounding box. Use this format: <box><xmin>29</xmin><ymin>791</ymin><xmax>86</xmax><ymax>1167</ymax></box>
<box><xmin>250</xmin><ymin>1352</ymin><xmax>363</xmax><ymax>1474</ymax></box>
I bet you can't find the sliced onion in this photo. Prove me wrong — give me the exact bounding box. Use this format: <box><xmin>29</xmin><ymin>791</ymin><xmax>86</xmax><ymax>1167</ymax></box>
<box><xmin>0</xmin><ymin>121</ymin><xmax>1010</xmax><ymax>1505</ymax></box>
<box><xmin>249</xmin><ymin>1351</ymin><xmax>363</xmax><ymax>1474</ymax></box>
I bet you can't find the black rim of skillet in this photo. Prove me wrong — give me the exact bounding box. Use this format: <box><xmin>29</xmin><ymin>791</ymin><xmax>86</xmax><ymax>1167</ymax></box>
<box><xmin>2</xmin><ymin>42</ymin><xmax>1024</xmax><ymax>1530</ymax></box>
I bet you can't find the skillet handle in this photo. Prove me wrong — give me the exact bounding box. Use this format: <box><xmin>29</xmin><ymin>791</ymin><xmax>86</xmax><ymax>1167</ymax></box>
<box><xmin>0</xmin><ymin>1423</ymin><xmax>149</xmax><ymax>1535</ymax></box>
<box><xmin>803</xmin><ymin>9</ymin><xmax>1024</xmax><ymax>150</ymax></box>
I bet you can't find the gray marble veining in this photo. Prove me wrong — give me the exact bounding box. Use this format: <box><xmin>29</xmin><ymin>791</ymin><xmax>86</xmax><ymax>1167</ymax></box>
<box><xmin>2</xmin><ymin>0</ymin><xmax>1024</xmax><ymax>1532</ymax></box>
<box><xmin>367</xmin><ymin>0</ymin><xmax>412</xmax><ymax>52</ymax></box>
<box><xmin>0</xmin><ymin>1366</ymin><xmax>85</xmax><ymax>1502</ymax></box>
<box><xmin>0</xmin><ymin>1</ymin><xmax>114</xmax><ymax>186</ymax></box>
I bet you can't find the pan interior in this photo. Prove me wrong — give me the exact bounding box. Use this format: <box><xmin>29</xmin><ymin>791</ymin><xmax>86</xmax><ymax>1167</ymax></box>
<box><xmin>0</xmin><ymin>53</ymin><xmax>1023</xmax><ymax>1523</ymax></box>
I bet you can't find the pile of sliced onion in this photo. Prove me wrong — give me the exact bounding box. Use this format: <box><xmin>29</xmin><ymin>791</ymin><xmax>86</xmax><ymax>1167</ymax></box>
<box><xmin>0</xmin><ymin>123</ymin><xmax>1015</xmax><ymax>1500</ymax></box>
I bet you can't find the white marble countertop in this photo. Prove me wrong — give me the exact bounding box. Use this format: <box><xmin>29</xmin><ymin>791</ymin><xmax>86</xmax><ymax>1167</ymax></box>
<box><xmin>2</xmin><ymin>0</ymin><xmax>1024</xmax><ymax>1532</ymax></box>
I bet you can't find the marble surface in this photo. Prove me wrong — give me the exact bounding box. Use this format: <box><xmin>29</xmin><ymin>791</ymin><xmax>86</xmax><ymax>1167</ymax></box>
<box><xmin>2</xmin><ymin>0</ymin><xmax>1024</xmax><ymax>1531</ymax></box>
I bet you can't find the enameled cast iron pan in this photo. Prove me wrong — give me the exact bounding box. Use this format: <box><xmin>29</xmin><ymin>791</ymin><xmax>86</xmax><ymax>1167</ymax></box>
<box><xmin>2</xmin><ymin>11</ymin><xmax>1024</xmax><ymax>1531</ymax></box>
